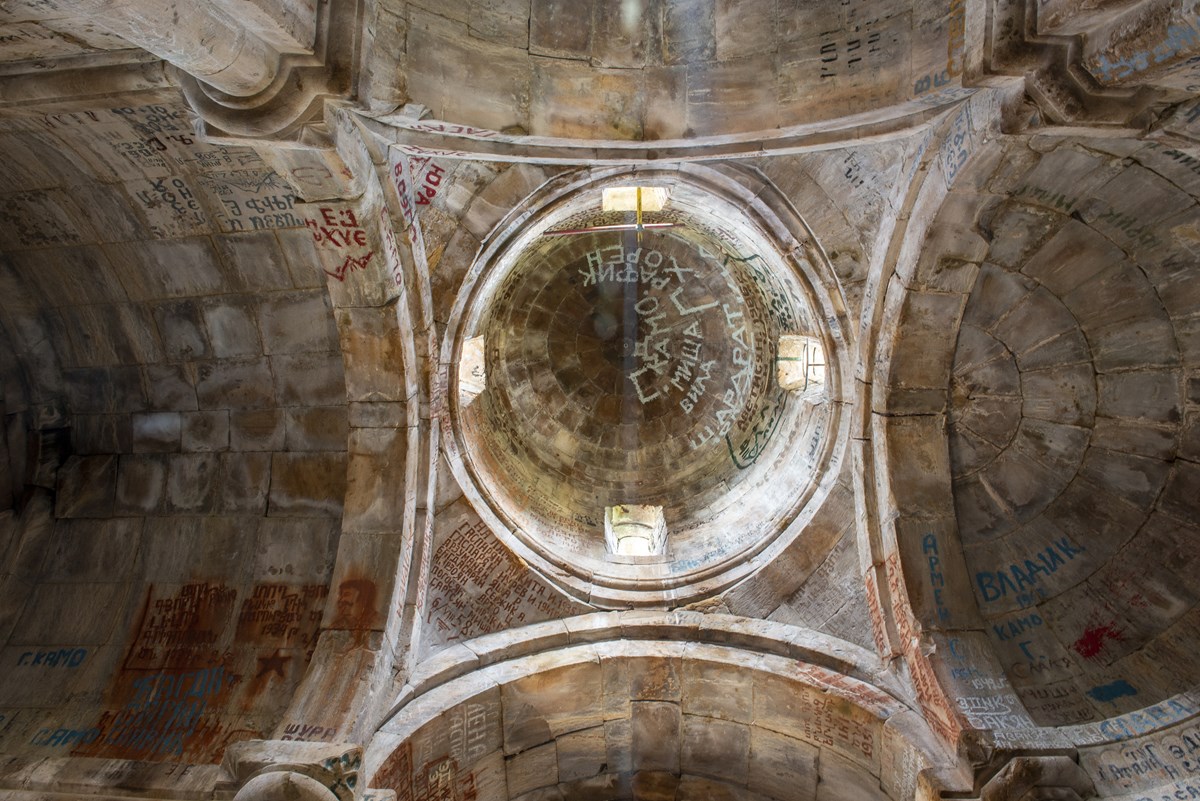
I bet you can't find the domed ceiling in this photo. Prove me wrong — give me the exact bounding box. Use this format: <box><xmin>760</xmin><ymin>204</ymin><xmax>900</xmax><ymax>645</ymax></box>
<box><xmin>0</xmin><ymin>1</ymin><xmax>1195</xmax><ymax>801</ymax></box>
<box><xmin>445</xmin><ymin>173</ymin><xmax>842</xmax><ymax>606</ymax></box>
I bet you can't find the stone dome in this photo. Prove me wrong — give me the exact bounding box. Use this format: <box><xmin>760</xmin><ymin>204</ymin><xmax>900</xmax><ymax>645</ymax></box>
<box><xmin>445</xmin><ymin>173</ymin><xmax>843</xmax><ymax>606</ymax></box>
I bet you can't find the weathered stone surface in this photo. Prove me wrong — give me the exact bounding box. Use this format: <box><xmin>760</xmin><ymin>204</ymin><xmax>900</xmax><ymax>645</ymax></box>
<box><xmin>275</xmin><ymin>227</ymin><xmax>327</xmax><ymax>290</ymax></box>
<box><xmin>272</xmin><ymin>352</ymin><xmax>346</xmax><ymax>406</ymax></box>
<box><xmin>59</xmin><ymin>302</ymin><xmax>163</xmax><ymax>366</ymax></box>
<box><xmin>104</xmin><ymin>238</ymin><xmax>226</xmax><ymax>301</ymax></box>
<box><xmin>681</xmin><ymin>660</ymin><xmax>751</xmax><ymax>724</ymax></box>
<box><xmin>55</xmin><ymin>455</ymin><xmax>116</xmax><ymax>518</ymax></box>
<box><xmin>506</xmin><ymin>741</ymin><xmax>557</xmax><ymax>797</ymax></box>
<box><xmin>1096</xmin><ymin>370</ymin><xmax>1181</xmax><ymax>423</ymax></box>
<box><xmin>1021</xmin><ymin>364</ymin><xmax>1096</xmax><ymax>426</ymax></box>
<box><xmin>144</xmin><ymin>363</ymin><xmax>199</xmax><ymax>411</ymax></box>
<box><xmin>663</xmin><ymin>0</ymin><xmax>715</xmax><ymax>65</ymax></box>
<box><xmin>1012</xmin><ymin>149</ymin><xmax>1116</xmax><ymax>216</ymax></box>
<box><xmin>63</xmin><ymin>366</ymin><xmax>147</xmax><ymax>414</ymax></box>
<box><xmin>680</xmin><ymin>714</ymin><xmax>748</xmax><ymax>783</ymax></box>
<box><xmin>268</xmin><ymin>452</ymin><xmax>346</xmax><ymax>517</ymax></box>
<box><xmin>529</xmin><ymin>0</ymin><xmax>591</xmax><ymax>58</ymax></box>
<box><xmin>630</xmin><ymin>701</ymin><xmax>680</xmax><ymax>773</ymax></box>
<box><xmin>114</xmin><ymin>454</ymin><xmax>166</xmax><ymax>515</ymax></box>
<box><xmin>341</xmin><ymin>427</ymin><xmax>404</xmax><ymax>533</ymax></box>
<box><xmin>503</xmin><ymin>660</ymin><xmax>604</xmax><ymax>754</ymax></box>
<box><xmin>9</xmin><ymin>580</ymin><xmax>131</xmax><ymax>648</ymax></box>
<box><xmin>468</xmin><ymin>0</ymin><xmax>530</xmax><ymax>49</ymax></box>
<box><xmin>258</xmin><ymin>290</ymin><xmax>339</xmax><ymax>355</ymax></box>
<box><xmin>71</xmin><ymin>414</ymin><xmax>133</xmax><ymax>455</ymax></box>
<box><xmin>140</xmin><ymin>517</ymin><xmax>248</xmax><ymax>582</ymax></box>
<box><xmin>253</xmin><ymin>518</ymin><xmax>338</xmax><ymax>581</ymax></box>
<box><xmin>217</xmin><ymin>451</ymin><xmax>271</xmax><ymax>514</ymax></box>
<box><xmin>284</xmin><ymin>407</ymin><xmax>348</xmax><ymax>452</ymax></box>
<box><xmin>335</xmin><ymin>305</ymin><xmax>406</xmax><ymax>402</ymax></box>
<box><xmin>405</xmin><ymin>11</ymin><xmax>532</xmax><ymax>134</ymax></box>
<box><xmin>231</xmin><ymin>409</ymin><xmax>286</xmax><ymax>451</ymax></box>
<box><xmin>132</xmin><ymin>411</ymin><xmax>181</xmax><ymax>452</ymax></box>
<box><xmin>1158</xmin><ymin>460</ymin><xmax>1200</xmax><ymax>521</ymax></box>
<box><xmin>348</xmin><ymin>401</ymin><xmax>407</xmax><ymax>429</ymax></box>
<box><xmin>212</xmin><ymin>231</ymin><xmax>297</xmax><ymax>293</ymax></box>
<box><xmin>165</xmin><ymin>452</ymin><xmax>221</xmax><ymax>513</ymax></box>
<box><xmin>814</xmin><ymin>750</ymin><xmax>889</xmax><ymax>801</ymax></box>
<box><xmin>203</xmin><ymin>299</ymin><xmax>263</xmax><ymax>359</ymax></box>
<box><xmin>182</xmin><ymin>410</ymin><xmax>230</xmax><ymax>452</ymax></box>
<box><xmin>153</xmin><ymin>299</ymin><xmax>210</xmax><ymax>362</ymax></box>
<box><xmin>529</xmin><ymin>64</ymin><xmax>642</xmax><ymax>141</ymax></box>
<box><xmin>1020</xmin><ymin>220</ymin><xmax>1126</xmax><ymax>296</ymax></box>
<box><xmin>590</xmin><ymin>0</ymin><xmax>660</xmax><ymax>68</ymax></box>
<box><xmin>555</xmin><ymin>726</ymin><xmax>606</xmax><ymax>783</ymax></box>
<box><xmin>41</xmin><ymin>519</ymin><xmax>142</xmax><ymax>582</ymax></box>
<box><xmin>196</xmin><ymin>357</ymin><xmax>277</xmax><ymax>410</ymax></box>
<box><xmin>980</xmin><ymin>204</ymin><xmax>1062</xmax><ymax>269</ymax></box>
<box><xmin>747</xmin><ymin>726</ymin><xmax>818</xmax><ymax>801</ymax></box>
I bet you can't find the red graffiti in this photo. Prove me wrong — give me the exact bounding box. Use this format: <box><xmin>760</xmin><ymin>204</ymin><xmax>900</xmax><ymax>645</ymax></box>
<box><xmin>324</xmin><ymin>251</ymin><xmax>374</xmax><ymax>282</ymax></box>
<box><xmin>306</xmin><ymin>207</ymin><xmax>367</xmax><ymax>248</ymax></box>
<box><xmin>1073</xmin><ymin>622</ymin><xmax>1123</xmax><ymax>659</ymax></box>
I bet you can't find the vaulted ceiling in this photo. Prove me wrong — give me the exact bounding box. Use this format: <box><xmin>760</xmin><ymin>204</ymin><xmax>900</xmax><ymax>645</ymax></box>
<box><xmin>0</xmin><ymin>2</ymin><xmax>1197</xmax><ymax>800</ymax></box>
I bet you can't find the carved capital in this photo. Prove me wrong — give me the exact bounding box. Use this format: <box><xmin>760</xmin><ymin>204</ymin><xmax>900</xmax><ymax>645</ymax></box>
<box><xmin>221</xmin><ymin>740</ymin><xmax>377</xmax><ymax>801</ymax></box>
<box><xmin>179</xmin><ymin>0</ymin><xmax>363</xmax><ymax>141</ymax></box>
<box><xmin>983</xmin><ymin>0</ymin><xmax>1173</xmax><ymax>128</ymax></box>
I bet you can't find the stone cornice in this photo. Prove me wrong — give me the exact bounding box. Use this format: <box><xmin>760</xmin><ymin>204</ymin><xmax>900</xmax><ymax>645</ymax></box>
<box><xmin>181</xmin><ymin>0</ymin><xmax>364</xmax><ymax>142</ymax></box>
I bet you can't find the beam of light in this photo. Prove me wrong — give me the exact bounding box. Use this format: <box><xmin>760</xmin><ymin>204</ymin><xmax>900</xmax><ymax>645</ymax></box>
<box><xmin>542</xmin><ymin>222</ymin><xmax>677</xmax><ymax>237</ymax></box>
<box><xmin>621</xmin><ymin>0</ymin><xmax>642</xmax><ymax>37</ymax></box>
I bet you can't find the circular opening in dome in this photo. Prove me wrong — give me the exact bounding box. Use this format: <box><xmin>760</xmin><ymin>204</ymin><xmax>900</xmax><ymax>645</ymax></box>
<box><xmin>443</xmin><ymin>171</ymin><xmax>844</xmax><ymax>607</ymax></box>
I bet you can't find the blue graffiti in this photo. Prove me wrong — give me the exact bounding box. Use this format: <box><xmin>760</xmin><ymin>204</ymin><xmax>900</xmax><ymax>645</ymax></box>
<box><xmin>101</xmin><ymin>667</ymin><xmax>225</xmax><ymax>757</ymax></box>
<box><xmin>1099</xmin><ymin>698</ymin><xmax>1195</xmax><ymax>741</ymax></box>
<box><xmin>17</xmin><ymin>648</ymin><xmax>87</xmax><ymax>668</ymax></box>
<box><xmin>30</xmin><ymin>727</ymin><xmax>100</xmax><ymax>747</ymax></box>
<box><xmin>1092</xmin><ymin>20</ymin><xmax>1200</xmax><ymax>83</ymax></box>
<box><xmin>1088</xmin><ymin>679</ymin><xmax>1139</xmax><ymax>703</ymax></box>
<box><xmin>975</xmin><ymin>537</ymin><xmax>1085</xmax><ymax>603</ymax></box>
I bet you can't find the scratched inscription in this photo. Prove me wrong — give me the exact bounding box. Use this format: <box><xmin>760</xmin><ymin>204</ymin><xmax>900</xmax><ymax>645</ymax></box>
<box><xmin>424</xmin><ymin>520</ymin><xmax>576</xmax><ymax>645</ymax></box>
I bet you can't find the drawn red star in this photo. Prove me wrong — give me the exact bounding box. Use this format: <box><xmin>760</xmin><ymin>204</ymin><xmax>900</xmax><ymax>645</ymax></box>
<box><xmin>255</xmin><ymin>649</ymin><xmax>292</xmax><ymax>679</ymax></box>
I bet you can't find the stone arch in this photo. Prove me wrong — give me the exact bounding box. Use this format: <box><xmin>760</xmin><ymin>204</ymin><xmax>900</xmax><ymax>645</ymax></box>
<box><xmin>366</xmin><ymin>612</ymin><xmax>960</xmax><ymax>801</ymax></box>
<box><xmin>875</xmin><ymin>126</ymin><xmax>1200</xmax><ymax>797</ymax></box>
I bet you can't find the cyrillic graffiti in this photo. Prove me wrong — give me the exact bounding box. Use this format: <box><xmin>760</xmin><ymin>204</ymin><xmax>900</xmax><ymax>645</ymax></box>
<box><xmin>974</xmin><ymin>537</ymin><xmax>1085</xmax><ymax>603</ymax></box>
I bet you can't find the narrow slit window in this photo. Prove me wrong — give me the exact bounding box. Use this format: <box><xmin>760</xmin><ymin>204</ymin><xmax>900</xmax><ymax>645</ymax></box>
<box><xmin>777</xmin><ymin>334</ymin><xmax>826</xmax><ymax>395</ymax></box>
<box><xmin>604</xmin><ymin>504</ymin><xmax>667</xmax><ymax>557</ymax></box>
<box><xmin>459</xmin><ymin>335</ymin><xmax>487</xmax><ymax>407</ymax></box>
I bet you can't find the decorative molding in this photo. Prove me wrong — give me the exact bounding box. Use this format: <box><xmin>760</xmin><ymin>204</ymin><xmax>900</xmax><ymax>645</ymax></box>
<box><xmin>221</xmin><ymin>740</ymin><xmax>394</xmax><ymax>801</ymax></box>
<box><xmin>0</xmin><ymin>51</ymin><xmax>172</xmax><ymax>108</ymax></box>
<box><xmin>984</xmin><ymin>0</ymin><xmax>1180</xmax><ymax>127</ymax></box>
<box><xmin>181</xmin><ymin>0</ymin><xmax>363</xmax><ymax>142</ymax></box>
<box><xmin>971</xmin><ymin>754</ymin><xmax>1096</xmax><ymax>801</ymax></box>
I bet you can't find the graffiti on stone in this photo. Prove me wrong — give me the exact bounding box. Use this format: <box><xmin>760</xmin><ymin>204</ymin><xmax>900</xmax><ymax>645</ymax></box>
<box><xmin>425</xmin><ymin>520</ymin><xmax>575</xmax><ymax>644</ymax></box>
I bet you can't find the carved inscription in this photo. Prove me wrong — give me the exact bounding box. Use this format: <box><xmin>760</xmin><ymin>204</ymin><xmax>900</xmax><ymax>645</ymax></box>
<box><xmin>199</xmin><ymin>169</ymin><xmax>299</xmax><ymax>231</ymax></box>
<box><xmin>793</xmin><ymin>689</ymin><xmax>877</xmax><ymax>765</ymax></box>
<box><xmin>133</xmin><ymin>176</ymin><xmax>208</xmax><ymax>237</ymax></box>
<box><xmin>425</xmin><ymin>520</ymin><xmax>576</xmax><ymax>644</ymax></box>
<box><xmin>375</xmin><ymin>742</ymin><xmax>484</xmax><ymax>801</ymax></box>
<box><xmin>1090</xmin><ymin>720</ymin><xmax>1200</xmax><ymax>794</ymax></box>
<box><xmin>815</xmin><ymin>0</ymin><xmax>898</xmax><ymax>80</ymax></box>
